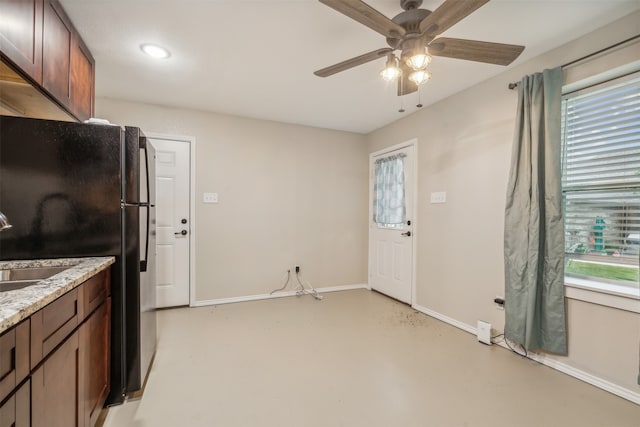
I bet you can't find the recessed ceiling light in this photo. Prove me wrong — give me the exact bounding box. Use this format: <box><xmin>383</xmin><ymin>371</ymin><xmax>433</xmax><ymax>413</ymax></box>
<box><xmin>140</xmin><ymin>43</ymin><xmax>171</xmax><ymax>59</ymax></box>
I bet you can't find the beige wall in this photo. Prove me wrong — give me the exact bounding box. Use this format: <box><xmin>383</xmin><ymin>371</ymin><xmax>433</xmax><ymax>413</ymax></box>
<box><xmin>96</xmin><ymin>99</ymin><xmax>369</xmax><ymax>301</ymax></box>
<box><xmin>367</xmin><ymin>12</ymin><xmax>640</xmax><ymax>393</ymax></box>
<box><xmin>96</xmin><ymin>9</ymin><xmax>640</xmax><ymax>396</ymax></box>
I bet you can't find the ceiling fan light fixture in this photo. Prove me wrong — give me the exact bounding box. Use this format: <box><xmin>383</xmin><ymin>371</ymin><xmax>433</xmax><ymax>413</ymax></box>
<box><xmin>401</xmin><ymin>39</ymin><xmax>431</xmax><ymax>71</ymax></box>
<box><xmin>380</xmin><ymin>54</ymin><xmax>401</xmax><ymax>82</ymax></box>
<box><xmin>409</xmin><ymin>69</ymin><xmax>431</xmax><ymax>85</ymax></box>
<box><xmin>406</xmin><ymin>51</ymin><xmax>431</xmax><ymax>70</ymax></box>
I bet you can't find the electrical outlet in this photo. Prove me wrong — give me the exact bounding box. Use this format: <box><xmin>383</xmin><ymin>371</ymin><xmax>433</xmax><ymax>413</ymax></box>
<box><xmin>295</xmin><ymin>265</ymin><xmax>300</xmax><ymax>273</ymax></box>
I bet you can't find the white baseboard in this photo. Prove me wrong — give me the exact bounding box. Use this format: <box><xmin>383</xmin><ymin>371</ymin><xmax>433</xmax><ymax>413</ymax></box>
<box><xmin>520</xmin><ymin>346</ymin><xmax>640</xmax><ymax>405</ymax></box>
<box><xmin>191</xmin><ymin>283</ymin><xmax>369</xmax><ymax>307</ymax></box>
<box><xmin>411</xmin><ymin>303</ymin><xmax>640</xmax><ymax>406</ymax></box>
<box><xmin>412</xmin><ymin>303</ymin><xmax>477</xmax><ymax>335</ymax></box>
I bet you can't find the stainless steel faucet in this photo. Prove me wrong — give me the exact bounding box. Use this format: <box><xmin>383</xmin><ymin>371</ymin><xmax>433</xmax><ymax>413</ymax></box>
<box><xmin>0</xmin><ymin>211</ymin><xmax>12</xmax><ymax>232</ymax></box>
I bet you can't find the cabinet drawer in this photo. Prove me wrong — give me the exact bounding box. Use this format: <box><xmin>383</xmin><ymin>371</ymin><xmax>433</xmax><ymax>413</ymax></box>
<box><xmin>0</xmin><ymin>321</ymin><xmax>29</xmax><ymax>403</ymax></box>
<box><xmin>82</xmin><ymin>269</ymin><xmax>109</xmax><ymax>321</ymax></box>
<box><xmin>31</xmin><ymin>288</ymin><xmax>79</xmax><ymax>369</ymax></box>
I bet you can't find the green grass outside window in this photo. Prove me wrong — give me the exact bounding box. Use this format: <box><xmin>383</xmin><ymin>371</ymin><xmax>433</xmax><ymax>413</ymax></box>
<box><xmin>565</xmin><ymin>259</ymin><xmax>639</xmax><ymax>283</ymax></box>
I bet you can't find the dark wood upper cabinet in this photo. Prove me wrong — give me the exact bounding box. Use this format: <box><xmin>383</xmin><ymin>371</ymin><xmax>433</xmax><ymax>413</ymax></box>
<box><xmin>70</xmin><ymin>31</ymin><xmax>95</xmax><ymax>121</ymax></box>
<box><xmin>0</xmin><ymin>0</ymin><xmax>43</xmax><ymax>83</ymax></box>
<box><xmin>0</xmin><ymin>0</ymin><xmax>94</xmax><ymax>121</ymax></box>
<box><xmin>42</xmin><ymin>0</ymin><xmax>72</xmax><ymax>109</ymax></box>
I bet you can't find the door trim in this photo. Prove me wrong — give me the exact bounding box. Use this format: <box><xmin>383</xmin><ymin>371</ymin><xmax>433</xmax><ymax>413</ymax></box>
<box><xmin>145</xmin><ymin>132</ymin><xmax>197</xmax><ymax>307</ymax></box>
<box><xmin>368</xmin><ymin>139</ymin><xmax>418</xmax><ymax>305</ymax></box>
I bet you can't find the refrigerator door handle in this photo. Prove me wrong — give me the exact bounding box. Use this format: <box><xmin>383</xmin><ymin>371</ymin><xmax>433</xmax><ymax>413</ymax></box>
<box><xmin>140</xmin><ymin>204</ymin><xmax>150</xmax><ymax>272</ymax></box>
<box><xmin>140</xmin><ymin>139</ymin><xmax>152</xmax><ymax>272</ymax></box>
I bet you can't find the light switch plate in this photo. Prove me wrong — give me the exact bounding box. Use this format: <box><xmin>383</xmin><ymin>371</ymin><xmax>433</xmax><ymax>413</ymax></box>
<box><xmin>430</xmin><ymin>191</ymin><xmax>447</xmax><ymax>204</ymax></box>
<box><xmin>203</xmin><ymin>192</ymin><xmax>218</xmax><ymax>203</ymax></box>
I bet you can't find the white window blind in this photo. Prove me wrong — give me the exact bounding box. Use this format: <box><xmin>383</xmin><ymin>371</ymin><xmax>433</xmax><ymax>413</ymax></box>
<box><xmin>562</xmin><ymin>74</ymin><xmax>640</xmax><ymax>287</ymax></box>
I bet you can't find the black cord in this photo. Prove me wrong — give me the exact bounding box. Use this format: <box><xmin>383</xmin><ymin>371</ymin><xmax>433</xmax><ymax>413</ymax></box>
<box><xmin>491</xmin><ymin>332</ymin><xmax>529</xmax><ymax>358</ymax></box>
<box><xmin>503</xmin><ymin>337</ymin><xmax>528</xmax><ymax>358</ymax></box>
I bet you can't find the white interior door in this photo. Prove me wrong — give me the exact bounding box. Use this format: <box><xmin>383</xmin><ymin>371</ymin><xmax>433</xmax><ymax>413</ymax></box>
<box><xmin>149</xmin><ymin>137</ymin><xmax>191</xmax><ymax>308</ymax></box>
<box><xmin>369</xmin><ymin>143</ymin><xmax>415</xmax><ymax>304</ymax></box>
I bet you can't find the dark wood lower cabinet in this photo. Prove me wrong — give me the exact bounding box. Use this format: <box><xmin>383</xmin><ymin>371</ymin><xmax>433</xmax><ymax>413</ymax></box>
<box><xmin>81</xmin><ymin>298</ymin><xmax>111</xmax><ymax>427</ymax></box>
<box><xmin>0</xmin><ymin>380</ymin><xmax>30</xmax><ymax>427</ymax></box>
<box><xmin>32</xmin><ymin>330</ymin><xmax>81</xmax><ymax>427</ymax></box>
<box><xmin>0</xmin><ymin>268</ymin><xmax>111</xmax><ymax>427</ymax></box>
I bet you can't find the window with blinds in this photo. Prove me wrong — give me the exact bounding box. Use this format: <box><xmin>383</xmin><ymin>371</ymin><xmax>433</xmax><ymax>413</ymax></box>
<box><xmin>561</xmin><ymin>74</ymin><xmax>640</xmax><ymax>288</ymax></box>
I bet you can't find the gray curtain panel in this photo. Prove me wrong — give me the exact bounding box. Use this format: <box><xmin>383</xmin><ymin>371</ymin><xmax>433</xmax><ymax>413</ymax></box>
<box><xmin>504</xmin><ymin>67</ymin><xmax>567</xmax><ymax>355</ymax></box>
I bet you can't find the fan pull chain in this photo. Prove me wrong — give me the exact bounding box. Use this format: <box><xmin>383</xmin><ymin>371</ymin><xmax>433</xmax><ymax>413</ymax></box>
<box><xmin>399</xmin><ymin>96</ymin><xmax>405</xmax><ymax>113</ymax></box>
<box><xmin>417</xmin><ymin>88</ymin><xmax>423</xmax><ymax>108</ymax></box>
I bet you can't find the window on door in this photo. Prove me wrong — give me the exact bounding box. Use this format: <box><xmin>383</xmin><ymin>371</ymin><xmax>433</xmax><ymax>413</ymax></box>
<box><xmin>373</xmin><ymin>153</ymin><xmax>407</xmax><ymax>229</ymax></box>
<box><xmin>561</xmin><ymin>73</ymin><xmax>640</xmax><ymax>294</ymax></box>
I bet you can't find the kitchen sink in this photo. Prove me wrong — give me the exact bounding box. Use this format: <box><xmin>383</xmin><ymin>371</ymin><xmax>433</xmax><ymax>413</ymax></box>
<box><xmin>0</xmin><ymin>280</ymin><xmax>43</xmax><ymax>292</ymax></box>
<box><xmin>0</xmin><ymin>266</ymin><xmax>72</xmax><ymax>283</ymax></box>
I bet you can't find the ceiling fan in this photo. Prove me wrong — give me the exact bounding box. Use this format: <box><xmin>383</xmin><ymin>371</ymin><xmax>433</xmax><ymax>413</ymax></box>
<box><xmin>314</xmin><ymin>0</ymin><xmax>525</xmax><ymax>96</ymax></box>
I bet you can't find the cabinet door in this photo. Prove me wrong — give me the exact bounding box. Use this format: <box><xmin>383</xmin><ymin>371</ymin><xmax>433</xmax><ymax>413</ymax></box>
<box><xmin>32</xmin><ymin>331</ymin><xmax>82</xmax><ymax>427</ymax></box>
<box><xmin>42</xmin><ymin>0</ymin><xmax>72</xmax><ymax>108</ymax></box>
<box><xmin>80</xmin><ymin>298</ymin><xmax>111</xmax><ymax>427</ymax></box>
<box><xmin>0</xmin><ymin>380</ymin><xmax>30</xmax><ymax>427</ymax></box>
<box><xmin>70</xmin><ymin>30</ymin><xmax>94</xmax><ymax>121</ymax></box>
<box><xmin>0</xmin><ymin>0</ymin><xmax>43</xmax><ymax>83</ymax></box>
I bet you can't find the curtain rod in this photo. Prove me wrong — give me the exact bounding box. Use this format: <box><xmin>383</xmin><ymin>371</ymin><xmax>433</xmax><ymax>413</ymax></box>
<box><xmin>507</xmin><ymin>34</ymin><xmax>640</xmax><ymax>90</ymax></box>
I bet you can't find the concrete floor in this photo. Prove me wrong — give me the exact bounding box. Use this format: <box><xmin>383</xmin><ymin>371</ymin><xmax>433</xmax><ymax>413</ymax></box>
<box><xmin>103</xmin><ymin>289</ymin><xmax>640</xmax><ymax>427</ymax></box>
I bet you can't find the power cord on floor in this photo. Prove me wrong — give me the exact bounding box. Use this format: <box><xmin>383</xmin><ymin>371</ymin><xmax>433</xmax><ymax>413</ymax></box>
<box><xmin>269</xmin><ymin>270</ymin><xmax>291</xmax><ymax>295</ymax></box>
<box><xmin>295</xmin><ymin>271</ymin><xmax>323</xmax><ymax>300</ymax></box>
<box><xmin>504</xmin><ymin>338</ymin><xmax>528</xmax><ymax>358</ymax></box>
<box><xmin>269</xmin><ymin>269</ymin><xmax>323</xmax><ymax>301</ymax></box>
<box><xmin>491</xmin><ymin>333</ymin><xmax>528</xmax><ymax>358</ymax></box>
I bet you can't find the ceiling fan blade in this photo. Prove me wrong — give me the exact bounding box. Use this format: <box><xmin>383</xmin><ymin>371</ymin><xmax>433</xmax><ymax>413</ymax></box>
<box><xmin>319</xmin><ymin>0</ymin><xmax>406</xmax><ymax>38</ymax></box>
<box><xmin>419</xmin><ymin>0</ymin><xmax>489</xmax><ymax>36</ymax></box>
<box><xmin>429</xmin><ymin>38</ymin><xmax>524</xmax><ymax>65</ymax></box>
<box><xmin>398</xmin><ymin>62</ymin><xmax>418</xmax><ymax>96</ymax></box>
<box><xmin>314</xmin><ymin>48</ymin><xmax>393</xmax><ymax>77</ymax></box>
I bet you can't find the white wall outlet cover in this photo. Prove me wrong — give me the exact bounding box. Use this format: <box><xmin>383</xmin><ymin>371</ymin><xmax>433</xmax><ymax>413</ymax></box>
<box><xmin>430</xmin><ymin>191</ymin><xmax>447</xmax><ymax>204</ymax></box>
<box><xmin>477</xmin><ymin>320</ymin><xmax>492</xmax><ymax>345</ymax></box>
<box><xmin>203</xmin><ymin>192</ymin><xmax>218</xmax><ymax>203</ymax></box>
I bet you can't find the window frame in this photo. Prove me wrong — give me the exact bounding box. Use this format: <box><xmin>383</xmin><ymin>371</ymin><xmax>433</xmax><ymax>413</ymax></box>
<box><xmin>560</xmin><ymin>70</ymin><xmax>640</xmax><ymax>312</ymax></box>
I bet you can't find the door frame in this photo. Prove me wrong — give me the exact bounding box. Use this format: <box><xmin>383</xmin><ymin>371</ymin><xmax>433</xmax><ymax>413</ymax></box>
<box><xmin>368</xmin><ymin>139</ymin><xmax>418</xmax><ymax>305</ymax></box>
<box><xmin>145</xmin><ymin>131</ymin><xmax>197</xmax><ymax>307</ymax></box>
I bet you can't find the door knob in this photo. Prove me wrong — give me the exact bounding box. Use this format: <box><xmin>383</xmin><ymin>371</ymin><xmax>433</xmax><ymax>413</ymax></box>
<box><xmin>401</xmin><ymin>231</ymin><xmax>411</xmax><ymax>237</ymax></box>
<box><xmin>175</xmin><ymin>230</ymin><xmax>188</xmax><ymax>236</ymax></box>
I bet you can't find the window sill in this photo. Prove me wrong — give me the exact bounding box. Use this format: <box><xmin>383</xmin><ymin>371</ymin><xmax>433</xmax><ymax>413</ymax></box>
<box><xmin>564</xmin><ymin>277</ymin><xmax>640</xmax><ymax>313</ymax></box>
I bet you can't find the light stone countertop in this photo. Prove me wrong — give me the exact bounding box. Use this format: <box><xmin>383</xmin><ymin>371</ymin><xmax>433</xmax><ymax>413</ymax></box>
<box><xmin>0</xmin><ymin>257</ymin><xmax>115</xmax><ymax>334</ymax></box>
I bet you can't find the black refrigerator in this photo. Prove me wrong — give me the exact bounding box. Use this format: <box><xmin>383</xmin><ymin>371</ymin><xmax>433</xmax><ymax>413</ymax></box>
<box><xmin>0</xmin><ymin>115</ymin><xmax>157</xmax><ymax>405</ymax></box>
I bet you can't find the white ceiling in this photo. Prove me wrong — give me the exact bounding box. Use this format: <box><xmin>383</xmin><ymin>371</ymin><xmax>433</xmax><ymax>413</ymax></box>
<box><xmin>59</xmin><ymin>0</ymin><xmax>640</xmax><ymax>134</ymax></box>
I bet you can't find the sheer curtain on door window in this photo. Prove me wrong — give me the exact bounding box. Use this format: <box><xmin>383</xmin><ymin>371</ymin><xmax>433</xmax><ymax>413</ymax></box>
<box><xmin>373</xmin><ymin>153</ymin><xmax>407</xmax><ymax>227</ymax></box>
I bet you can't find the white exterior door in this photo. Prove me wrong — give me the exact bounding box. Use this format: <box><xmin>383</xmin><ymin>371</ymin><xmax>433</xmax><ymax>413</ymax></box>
<box><xmin>149</xmin><ymin>137</ymin><xmax>191</xmax><ymax>308</ymax></box>
<box><xmin>369</xmin><ymin>143</ymin><xmax>415</xmax><ymax>304</ymax></box>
